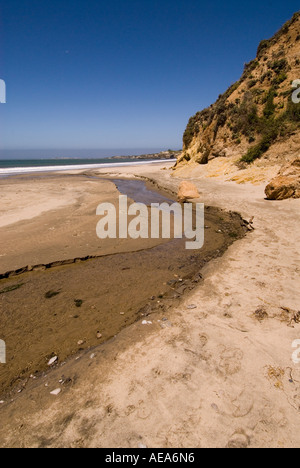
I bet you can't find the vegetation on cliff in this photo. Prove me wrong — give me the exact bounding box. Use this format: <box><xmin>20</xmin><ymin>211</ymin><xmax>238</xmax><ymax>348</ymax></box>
<box><xmin>178</xmin><ymin>12</ymin><xmax>300</xmax><ymax>168</ymax></box>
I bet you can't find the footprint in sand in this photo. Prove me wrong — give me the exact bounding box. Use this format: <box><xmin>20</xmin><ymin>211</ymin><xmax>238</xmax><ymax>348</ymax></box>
<box><xmin>218</xmin><ymin>347</ymin><xmax>244</xmax><ymax>376</ymax></box>
<box><xmin>137</xmin><ymin>400</ymin><xmax>152</xmax><ymax>420</ymax></box>
<box><xmin>230</xmin><ymin>390</ymin><xmax>254</xmax><ymax>418</ymax></box>
<box><xmin>227</xmin><ymin>430</ymin><xmax>250</xmax><ymax>448</ymax></box>
<box><xmin>199</xmin><ymin>334</ymin><xmax>208</xmax><ymax>348</ymax></box>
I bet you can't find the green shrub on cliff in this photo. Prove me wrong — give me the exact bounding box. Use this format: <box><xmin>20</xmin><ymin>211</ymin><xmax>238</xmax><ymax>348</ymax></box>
<box><xmin>241</xmin><ymin>126</ymin><xmax>279</xmax><ymax>163</ymax></box>
<box><xmin>263</xmin><ymin>89</ymin><xmax>276</xmax><ymax>118</ymax></box>
<box><xmin>181</xmin><ymin>12</ymin><xmax>300</xmax><ymax>165</ymax></box>
<box><xmin>285</xmin><ymin>100</ymin><xmax>300</xmax><ymax>122</ymax></box>
<box><xmin>241</xmin><ymin>99</ymin><xmax>300</xmax><ymax>163</ymax></box>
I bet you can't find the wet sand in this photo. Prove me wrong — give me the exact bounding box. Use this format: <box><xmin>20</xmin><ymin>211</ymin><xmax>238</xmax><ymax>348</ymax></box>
<box><xmin>0</xmin><ymin>170</ymin><xmax>247</xmax><ymax>397</ymax></box>
<box><xmin>0</xmin><ymin>175</ymin><xmax>166</xmax><ymax>273</ymax></box>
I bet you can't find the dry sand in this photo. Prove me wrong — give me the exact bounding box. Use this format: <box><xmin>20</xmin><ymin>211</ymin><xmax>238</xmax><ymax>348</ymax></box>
<box><xmin>0</xmin><ymin>161</ymin><xmax>299</xmax><ymax>448</ymax></box>
<box><xmin>0</xmin><ymin>174</ymin><xmax>170</xmax><ymax>273</ymax></box>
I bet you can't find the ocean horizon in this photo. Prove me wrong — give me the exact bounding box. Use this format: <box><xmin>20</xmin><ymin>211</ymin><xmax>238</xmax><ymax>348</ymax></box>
<box><xmin>0</xmin><ymin>148</ymin><xmax>178</xmax><ymax>175</ymax></box>
<box><xmin>0</xmin><ymin>148</ymin><xmax>175</xmax><ymax>160</ymax></box>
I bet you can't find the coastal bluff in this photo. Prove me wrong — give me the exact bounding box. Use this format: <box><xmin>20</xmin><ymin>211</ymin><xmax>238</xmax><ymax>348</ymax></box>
<box><xmin>173</xmin><ymin>12</ymin><xmax>300</xmax><ymax>200</ymax></box>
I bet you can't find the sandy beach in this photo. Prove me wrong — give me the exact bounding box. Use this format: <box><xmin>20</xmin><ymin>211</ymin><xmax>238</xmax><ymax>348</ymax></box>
<box><xmin>1</xmin><ymin>0</ymin><xmax>300</xmax><ymax>451</ymax></box>
<box><xmin>0</xmin><ymin>160</ymin><xmax>299</xmax><ymax>448</ymax></box>
<box><xmin>0</xmin><ymin>174</ymin><xmax>165</xmax><ymax>273</ymax></box>
<box><xmin>0</xmin><ymin>164</ymin><xmax>246</xmax><ymax>400</ymax></box>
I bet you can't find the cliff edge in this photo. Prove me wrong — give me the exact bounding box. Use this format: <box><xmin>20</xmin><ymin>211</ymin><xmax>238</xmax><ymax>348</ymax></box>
<box><xmin>174</xmin><ymin>12</ymin><xmax>300</xmax><ymax>199</ymax></box>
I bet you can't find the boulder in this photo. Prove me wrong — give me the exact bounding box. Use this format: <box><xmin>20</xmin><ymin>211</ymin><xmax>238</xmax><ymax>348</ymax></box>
<box><xmin>265</xmin><ymin>176</ymin><xmax>298</xmax><ymax>200</ymax></box>
<box><xmin>265</xmin><ymin>159</ymin><xmax>300</xmax><ymax>200</ymax></box>
<box><xmin>177</xmin><ymin>181</ymin><xmax>200</xmax><ymax>203</ymax></box>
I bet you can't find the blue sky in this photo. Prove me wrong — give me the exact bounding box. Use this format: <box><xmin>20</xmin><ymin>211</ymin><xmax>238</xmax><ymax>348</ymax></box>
<box><xmin>0</xmin><ymin>0</ymin><xmax>299</xmax><ymax>154</ymax></box>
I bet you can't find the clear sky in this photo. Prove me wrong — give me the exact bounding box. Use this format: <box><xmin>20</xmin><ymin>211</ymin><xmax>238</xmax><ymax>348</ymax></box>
<box><xmin>0</xmin><ymin>0</ymin><xmax>299</xmax><ymax>154</ymax></box>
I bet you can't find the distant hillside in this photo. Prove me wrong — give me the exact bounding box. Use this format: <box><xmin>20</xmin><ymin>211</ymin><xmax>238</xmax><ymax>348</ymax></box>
<box><xmin>175</xmin><ymin>12</ymin><xmax>300</xmax><ymax>176</ymax></box>
<box><xmin>111</xmin><ymin>150</ymin><xmax>181</xmax><ymax>161</ymax></box>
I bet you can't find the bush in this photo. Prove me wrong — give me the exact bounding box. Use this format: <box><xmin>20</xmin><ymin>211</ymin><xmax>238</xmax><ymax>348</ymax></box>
<box><xmin>241</xmin><ymin>94</ymin><xmax>300</xmax><ymax>164</ymax></box>
<box><xmin>257</xmin><ymin>40</ymin><xmax>270</xmax><ymax>58</ymax></box>
<box><xmin>243</xmin><ymin>60</ymin><xmax>259</xmax><ymax>74</ymax></box>
<box><xmin>183</xmin><ymin>106</ymin><xmax>214</xmax><ymax>148</ymax></box>
<box><xmin>272</xmin><ymin>72</ymin><xmax>287</xmax><ymax>86</ymax></box>
<box><xmin>269</xmin><ymin>59</ymin><xmax>288</xmax><ymax>73</ymax></box>
<box><xmin>285</xmin><ymin>101</ymin><xmax>300</xmax><ymax>122</ymax></box>
<box><xmin>263</xmin><ymin>89</ymin><xmax>276</xmax><ymax>118</ymax></box>
<box><xmin>183</xmin><ymin>115</ymin><xmax>199</xmax><ymax>148</ymax></box>
<box><xmin>241</xmin><ymin>128</ymin><xmax>278</xmax><ymax>163</ymax></box>
<box><xmin>260</xmin><ymin>71</ymin><xmax>272</xmax><ymax>83</ymax></box>
<box><xmin>248</xmin><ymin>79</ymin><xmax>257</xmax><ymax>89</ymax></box>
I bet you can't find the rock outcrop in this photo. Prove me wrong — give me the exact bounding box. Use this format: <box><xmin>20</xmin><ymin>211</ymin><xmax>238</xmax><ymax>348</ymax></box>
<box><xmin>174</xmin><ymin>12</ymin><xmax>300</xmax><ymax>200</ymax></box>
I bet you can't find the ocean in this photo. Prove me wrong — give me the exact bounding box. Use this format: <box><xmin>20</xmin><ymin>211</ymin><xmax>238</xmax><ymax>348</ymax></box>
<box><xmin>0</xmin><ymin>158</ymin><xmax>171</xmax><ymax>176</ymax></box>
<box><xmin>0</xmin><ymin>148</ymin><xmax>173</xmax><ymax>176</ymax></box>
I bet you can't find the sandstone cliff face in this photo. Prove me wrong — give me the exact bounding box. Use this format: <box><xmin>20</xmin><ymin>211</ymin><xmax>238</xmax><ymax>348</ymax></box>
<box><xmin>175</xmin><ymin>12</ymin><xmax>300</xmax><ymax>176</ymax></box>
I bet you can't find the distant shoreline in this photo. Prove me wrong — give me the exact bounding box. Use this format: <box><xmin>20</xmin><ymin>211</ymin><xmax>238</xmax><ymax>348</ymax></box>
<box><xmin>0</xmin><ymin>149</ymin><xmax>180</xmax><ymax>176</ymax></box>
<box><xmin>110</xmin><ymin>150</ymin><xmax>181</xmax><ymax>160</ymax></box>
<box><xmin>0</xmin><ymin>158</ymin><xmax>176</xmax><ymax>177</ymax></box>
<box><xmin>0</xmin><ymin>149</ymin><xmax>181</xmax><ymax>161</ymax></box>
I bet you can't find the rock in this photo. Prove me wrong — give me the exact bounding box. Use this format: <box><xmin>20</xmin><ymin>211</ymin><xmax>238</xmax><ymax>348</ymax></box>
<box><xmin>265</xmin><ymin>176</ymin><xmax>299</xmax><ymax>200</ymax></box>
<box><xmin>187</xmin><ymin>304</ymin><xmax>197</xmax><ymax>310</ymax></box>
<box><xmin>142</xmin><ymin>320</ymin><xmax>152</xmax><ymax>325</ymax></box>
<box><xmin>265</xmin><ymin>159</ymin><xmax>300</xmax><ymax>200</ymax></box>
<box><xmin>212</xmin><ymin>147</ymin><xmax>226</xmax><ymax>158</ymax></box>
<box><xmin>77</xmin><ymin>340</ymin><xmax>85</xmax><ymax>346</ymax></box>
<box><xmin>211</xmin><ymin>403</ymin><xmax>219</xmax><ymax>412</ymax></box>
<box><xmin>195</xmin><ymin>152</ymin><xmax>210</xmax><ymax>164</ymax></box>
<box><xmin>48</xmin><ymin>356</ymin><xmax>58</xmax><ymax>367</ymax></box>
<box><xmin>160</xmin><ymin>321</ymin><xmax>172</xmax><ymax>329</ymax></box>
<box><xmin>50</xmin><ymin>388</ymin><xmax>61</xmax><ymax>396</ymax></box>
<box><xmin>96</xmin><ymin>332</ymin><xmax>102</xmax><ymax>339</ymax></box>
<box><xmin>177</xmin><ymin>181</ymin><xmax>200</xmax><ymax>203</ymax></box>
<box><xmin>90</xmin><ymin>353</ymin><xmax>96</xmax><ymax>359</ymax></box>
